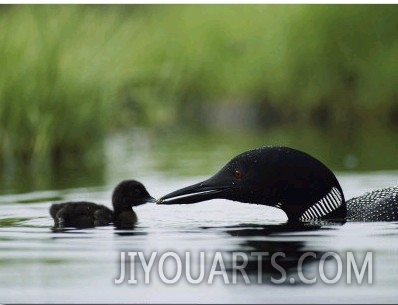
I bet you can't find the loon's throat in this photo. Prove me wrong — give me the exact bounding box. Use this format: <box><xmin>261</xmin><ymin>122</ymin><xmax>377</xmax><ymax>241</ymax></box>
<box><xmin>299</xmin><ymin>187</ymin><xmax>344</xmax><ymax>221</ymax></box>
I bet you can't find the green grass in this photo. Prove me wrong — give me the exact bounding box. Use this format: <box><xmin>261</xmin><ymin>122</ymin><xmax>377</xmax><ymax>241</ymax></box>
<box><xmin>0</xmin><ymin>6</ymin><xmax>135</xmax><ymax>170</ymax></box>
<box><xmin>0</xmin><ymin>5</ymin><xmax>397</xmax><ymax>171</ymax></box>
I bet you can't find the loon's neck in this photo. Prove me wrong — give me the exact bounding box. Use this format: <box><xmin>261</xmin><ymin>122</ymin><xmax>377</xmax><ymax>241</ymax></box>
<box><xmin>276</xmin><ymin>185</ymin><xmax>347</xmax><ymax>222</ymax></box>
<box><xmin>113</xmin><ymin>208</ymin><xmax>137</xmax><ymax>229</ymax></box>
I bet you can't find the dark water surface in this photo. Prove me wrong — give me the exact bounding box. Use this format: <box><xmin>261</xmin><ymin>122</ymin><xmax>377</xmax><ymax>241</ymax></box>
<box><xmin>0</xmin><ymin>131</ymin><xmax>398</xmax><ymax>303</ymax></box>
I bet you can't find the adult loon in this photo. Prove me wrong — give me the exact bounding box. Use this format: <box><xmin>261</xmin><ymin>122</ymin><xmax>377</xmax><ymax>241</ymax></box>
<box><xmin>50</xmin><ymin>180</ymin><xmax>155</xmax><ymax>229</ymax></box>
<box><xmin>157</xmin><ymin>146</ymin><xmax>398</xmax><ymax>223</ymax></box>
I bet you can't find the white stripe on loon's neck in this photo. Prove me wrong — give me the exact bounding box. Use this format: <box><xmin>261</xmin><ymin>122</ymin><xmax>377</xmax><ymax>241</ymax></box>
<box><xmin>299</xmin><ymin>187</ymin><xmax>343</xmax><ymax>221</ymax></box>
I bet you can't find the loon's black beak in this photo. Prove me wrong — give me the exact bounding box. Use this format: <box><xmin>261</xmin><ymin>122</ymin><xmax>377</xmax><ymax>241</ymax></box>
<box><xmin>146</xmin><ymin>196</ymin><xmax>157</xmax><ymax>203</ymax></box>
<box><xmin>157</xmin><ymin>178</ymin><xmax>230</xmax><ymax>205</ymax></box>
<box><xmin>147</xmin><ymin>196</ymin><xmax>157</xmax><ymax>202</ymax></box>
<box><xmin>134</xmin><ymin>195</ymin><xmax>156</xmax><ymax>207</ymax></box>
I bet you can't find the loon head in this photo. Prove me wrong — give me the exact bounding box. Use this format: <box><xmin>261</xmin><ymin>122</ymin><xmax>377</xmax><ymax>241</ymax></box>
<box><xmin>112</xmin><ymin>180</ymin><xmax>155</xmax><ymax>213</ymax></box>
<box><xmin>158</xmin><ymin>146</ymin><xmax>347</xmax><ymax>222</ymax></box>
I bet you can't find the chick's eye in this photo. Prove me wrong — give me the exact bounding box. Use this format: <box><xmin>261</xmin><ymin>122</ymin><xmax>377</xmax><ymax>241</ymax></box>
<box><xmin>234</xmin><ymin>170</ymin><xmax>242</xmax><ymax>179</ymax></box>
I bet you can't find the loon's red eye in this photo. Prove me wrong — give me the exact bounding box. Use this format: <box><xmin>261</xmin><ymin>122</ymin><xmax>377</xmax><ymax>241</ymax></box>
<box><xmin>234</xmin><ymin>170</ymin><xmax>242</xmax><ymax>179</ymax></box>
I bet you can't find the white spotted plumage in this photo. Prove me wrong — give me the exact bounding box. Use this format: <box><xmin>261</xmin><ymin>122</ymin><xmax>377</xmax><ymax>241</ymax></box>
<box><xmin>347</xmin><ymin>186</ymin><xmax>398</xmax><ymax>221</ymax></box>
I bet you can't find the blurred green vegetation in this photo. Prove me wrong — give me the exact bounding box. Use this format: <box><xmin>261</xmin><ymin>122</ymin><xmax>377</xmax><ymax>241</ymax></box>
<box><xmin>0</xmin><ymin>217</ymin><xmax>30</xmax><ymax>227</ymax></box>
<box><xmin>0</xmin><ymin>5</ymin><xmax>397</xmax><ymax>175</ymax></box>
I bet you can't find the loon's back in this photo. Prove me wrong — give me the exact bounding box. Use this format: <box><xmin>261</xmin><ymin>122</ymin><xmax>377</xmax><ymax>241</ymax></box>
<box><xmin>347</xmin><ymin>186</ymin><xmax>398</xmax><ymax>221</ymax></box>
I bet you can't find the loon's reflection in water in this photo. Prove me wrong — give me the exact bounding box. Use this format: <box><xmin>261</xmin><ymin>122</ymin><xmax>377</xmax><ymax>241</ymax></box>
<box><xmin>202</xmin><ymin>221</ymin><xmax>346</xmax><ymax>285</ymax></box>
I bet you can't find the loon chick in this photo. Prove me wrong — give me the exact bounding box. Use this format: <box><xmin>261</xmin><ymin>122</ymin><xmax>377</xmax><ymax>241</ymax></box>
<box><xmin>50</xmin><ymin>180</ymin><xmax>155</xmax><ymax>229</ymax></box>
<box><xmin>157</xmin><ymin>146</ymin><xmax>398</xmax><ymax>223</ymax></box>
